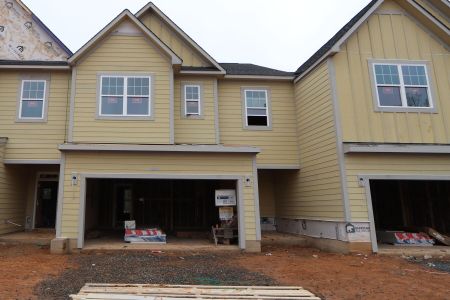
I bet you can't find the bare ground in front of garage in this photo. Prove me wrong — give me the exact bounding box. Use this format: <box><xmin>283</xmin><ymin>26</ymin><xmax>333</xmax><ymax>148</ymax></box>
<box><xmin>0</xmin><ymin>243</ymin><xmax>449</xmax><ymax>300</ymax></box>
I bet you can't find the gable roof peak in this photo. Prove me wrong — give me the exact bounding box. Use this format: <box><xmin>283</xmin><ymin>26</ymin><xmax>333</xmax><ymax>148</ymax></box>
<box><xmin>135</xmin><ymin>2</ymin><xmax>225</xmax><ymax>73</ymax></box>
<box><xmin>68</xmin><ymin>9</ymin><xmax>182</xmax><ymax>65</ymax></box>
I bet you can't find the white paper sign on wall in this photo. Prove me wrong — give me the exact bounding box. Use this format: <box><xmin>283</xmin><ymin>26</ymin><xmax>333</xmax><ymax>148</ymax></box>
<box><xmin>215</xmin><ymin>189</ymin><xmax>236</xmax><ymax>206</ymax></box>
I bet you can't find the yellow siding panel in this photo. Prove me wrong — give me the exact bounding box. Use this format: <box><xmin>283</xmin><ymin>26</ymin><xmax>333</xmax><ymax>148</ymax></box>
<box><xmin>174</xmin><ymin>76</ymin><xmax>216</xmax><ymax>144</ymax></box>
<box><xmin>346</xmin><ymin>153</ymin><xmax>450</xmax><ymax>221</ymax></box>
<box><xmin>0</xmin><ymin>71</ymin><xmax>69</xmax><ymax>160</ymax></box>
<box><xmin>335</xmin><ymin>1</ymin><xmax>450</xmax><ymax>144</ymax></box>
<box><xmin>0</xmin><ymin>145</ymin><xmax>29</xmax><ymax>234</ymax></box>
<box><xmin>218</xmin><ymin>80</ymin><xmax>299</xmax><ymax>166</ymax></box>
<box><xmin>258</xmin><ymin>170</ymin><xmax>275</xmax><ymax>218</ymax></box>
<box><xmin>61</xmin><ymin>152</ymin><xmax>257</xmax><ymax>241</ymax></box>
<box><xmin>274</xmin><ymin>62</ymin><xmax>344</xmax><ymax>220</ymax></box>
<box><xmin>72</xmin><ymin>33</ymin><xmax>171</xmax><ymax>144</ymax></box>
<box><xmin>139</xmin><ymin>12</ymin><xmax>212</xmax><ymax>67</ymax></box>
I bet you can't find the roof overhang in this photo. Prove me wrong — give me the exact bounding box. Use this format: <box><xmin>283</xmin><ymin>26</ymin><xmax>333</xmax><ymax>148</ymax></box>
<box><xmin>224</xmin><ymin>75</ymin><xmax>295</xmax><ymax>81</ymax></box>
<box><xmin>344</xmin><ymin>143</ymin><xmax>450</xmax><ymax>154</ymax></box>
<box><xmin>68</xmin><ymin>10</ymin><xmax>182</xmax><ymax>66</ymax></box>
<box><xmin>0</xmin><ymin>61</ymin><xmax>70</xmax><ymax>70</ymax></box>
<box><xmin>135</xmin><ymin>2</ymin><xmax>226</xmax><ymax>74</ymax></box>
<box><xmin>58</xmin><ymin>143</ymin><xmax>260</xmax><ymax>154</ymax></box>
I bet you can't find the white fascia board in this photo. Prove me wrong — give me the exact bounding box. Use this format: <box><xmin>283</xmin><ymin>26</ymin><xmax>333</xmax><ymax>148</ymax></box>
<box><xmin>344</xmin><ymin>143</ymin><xmax>450</xmax><ymax>154</ymax></box>
<box><xmin>68</xmin><ymin>10</ymin><xmax>182</xmax><ymax>65</ymax></box>
<box><xmin>58</xmin><ymin>143</ymin><xmax>260</xmax><ymax>154</ymax></box>
<box><xmin>179</xmin><ymin>70</ymin><xmax>225</xmax><ymax>76</ymax></box>
<box><xmin>135</xmin><ymin>3</ymin><xmax>225</xmax><ymax>73</ymax></box>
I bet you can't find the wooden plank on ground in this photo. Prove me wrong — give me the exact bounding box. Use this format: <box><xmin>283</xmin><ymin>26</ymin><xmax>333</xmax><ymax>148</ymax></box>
<box><xmin>70</xmin><ymin>284</ymin><xmax>320</xmax><ymax>300</ymax></box>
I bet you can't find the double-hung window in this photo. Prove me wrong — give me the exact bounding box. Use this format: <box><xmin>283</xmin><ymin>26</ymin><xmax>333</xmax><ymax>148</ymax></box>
<box><xmin>19</xmin><ymin>80</ymin><xmax>46</xmax><ymax>120</ymax></box>
<box><xmin>184</xmin><ymin>85</ymin><xmax>201</xmax><ymax>116</ymax></box>
<box><xmin>372</xmin><ymin>62</ymin><xmax>433</xmax><ymax>111</ymax></box>
<box><xmin>99</xmin><ymin>75</ymin><xmax>151</xmax><ymax>117</ymax></box>
<box><xmin>244</xmin><ymin>89</ymin><xmax>269</xmax><ymax>127</ymax></box>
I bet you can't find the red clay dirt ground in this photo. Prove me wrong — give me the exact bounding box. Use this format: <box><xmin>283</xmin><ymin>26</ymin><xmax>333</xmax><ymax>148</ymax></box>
<box><xmin>0</xmin><ymin>243</ymin><xmax>449</xmax><ymax>300</ymax></box>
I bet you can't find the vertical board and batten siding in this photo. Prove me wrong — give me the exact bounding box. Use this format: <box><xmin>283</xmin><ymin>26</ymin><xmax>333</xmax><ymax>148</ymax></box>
<box><xmin>139</xmin><ymin>12</ymin><xmax>212</xmax><ymax>67</ymax></box>
<box><xmin>258</xmin><ymin>170</ymin><xmax>276</xmax><ymax>218</ymax></box>
<box><xmin>334</xmin><ymin>0</ymin><xmax>450</xmax><ymax>144</ymax></box>
<box><xmin>275</xmin><ymin>62</ymin><xmax>344</xmax><ymax>220</ymax></box>
<box><xmin>174</xmin><ymin>76</ymin><xmax>216</xmax><ymax>144</ymax></box>
<box><xmin>346</xmin><ymin>153</ymin><xmax>450</xmax><ymax>221</ymax></box>
<box><xmin>60</xmin><ymin>152</ymin><xmax>257</xmax><ymax>241</ymax></box>
<box><xmin>72</xmin><ymin>33</ymin><xmax>171</xmax><ymax>144</ymax></box>
<box><xmin>218</xmin><ymin>80</ymin><xmax>299</xmax><ymax>166</ymax></box>
<box><xmin>0</xmin><ymin>71</ymin><xmax>69</xmax><ymax>160</ymax></box>
<box><xmin>0</xmin><ymin>145</ymin><xmax>30</xmax><ymax>234</ymax></box>
<box><xmin>333</xmin><ymin>1</ymin><xmax>450</xmax><ymax>220</ymax></box>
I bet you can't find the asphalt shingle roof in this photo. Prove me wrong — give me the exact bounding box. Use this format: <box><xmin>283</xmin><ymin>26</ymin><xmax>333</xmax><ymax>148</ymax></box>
<box><xmin>295</xmin><ymin>0</ymin><xmax>379</xmax><ymax>76</ymax></box>
<box><xmin>0</xmin><ymin>60</ymin><xmax>68</xmax><ymax>66</ymax></box>
<box><xmin>219</xmin><ymin>63</ymin><xmax>294</xmax><ymax>76</ymax></box>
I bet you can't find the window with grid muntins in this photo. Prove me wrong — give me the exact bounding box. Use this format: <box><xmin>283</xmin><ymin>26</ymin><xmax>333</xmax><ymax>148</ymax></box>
<box><xmin>245</xmin><ymin>90</ymin><xmax>268</xmax><ymax>126</ymax></box>
<box><xmin>100</xmin><ymin>76</ymin><xmax>151</xmax><ymax>116</ymax></box>
<box><xmin>20</xmin><ymin>80</ymin><xmax>46</xmax><ymax>119</ymax></box>
<box><xmin>184</xmin><ymin>85</ymin><xmax>200</xmax><ymax>115</ymax></box>
<box><xmin>373</xmin><ymin>63</ymin><xmax>432</xmax><ymax>109</ymax></box>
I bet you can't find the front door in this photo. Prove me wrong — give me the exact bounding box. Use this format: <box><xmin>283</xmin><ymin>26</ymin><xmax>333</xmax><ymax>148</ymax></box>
<box><xmin>35</xmin><ymin>181</ymin><xmax>58</xmax><ymax>228</ymax></box>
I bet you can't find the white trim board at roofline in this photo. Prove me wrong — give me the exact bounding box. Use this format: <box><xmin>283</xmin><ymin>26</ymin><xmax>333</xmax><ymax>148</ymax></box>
<box><xmin>3</xmin><ymin>159</ymin><xmax>61</xmax><ymax>164</ymax></box>
<box><xmin>344</xmin><ymin>143</ymin><xmax>450</xmax><ymax>154</ymax></box>
<box><xmin>58</xmin><ymin>143</ymin><xmax>260</xmax><ymax>153</ymax></box>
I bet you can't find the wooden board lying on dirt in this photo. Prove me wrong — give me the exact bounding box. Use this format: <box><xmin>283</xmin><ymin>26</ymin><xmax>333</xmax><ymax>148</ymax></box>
<box><xmin>70</xmin><ymin>283</ymin><xmax>320</xmax><ymax>300</ymax></box>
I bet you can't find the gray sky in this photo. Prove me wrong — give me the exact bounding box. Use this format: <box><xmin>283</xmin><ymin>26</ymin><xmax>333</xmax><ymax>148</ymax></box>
<box><xmin>23</xmin><ymin>0</ymin><xmax>371</xmax><ymax>72</ymax></box>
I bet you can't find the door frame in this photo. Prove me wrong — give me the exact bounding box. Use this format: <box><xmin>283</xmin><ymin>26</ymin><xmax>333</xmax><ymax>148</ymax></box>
<box><xmin>32</xmin><ymin>172</ymin><xmax>59</xmax><ymax>229</ymax></box>
<box><xmin>358</xmin><ymin>174</ymin><xmax>450</xmax><ymax>253</ymax></box>
<box><xmin>77</xmin><ymin>174</ymin><xmax>246</xmax><ymax>250</ymax></box>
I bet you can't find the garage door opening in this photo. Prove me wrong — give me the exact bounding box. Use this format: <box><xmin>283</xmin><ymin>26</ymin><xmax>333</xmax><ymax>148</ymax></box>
<box><xmin>83</xmin><ymin>178</ymin><xmax>240</xmax><ymax>249</ymax></box>
<box><xmin>370</xmin><ymin>180</ymin><xmax>450</xmax><ymax>248</ymax></box>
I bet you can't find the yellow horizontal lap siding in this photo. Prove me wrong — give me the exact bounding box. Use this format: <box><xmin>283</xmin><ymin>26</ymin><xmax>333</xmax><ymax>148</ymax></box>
<box><xmin>334</xmin><ymin>0</ymin><xmax>450</xmax><ymax>144</ymax></box>
<box><xmin>346</xmin><ymin>153</ymin><xmax>450</xmax><ymax>221</ymax></box>
<box><xmin>139</xmin><ymin>12</ymin><xmax>212</xmax><ymax>67</ymax></box>
<box><xmin>60</xmin><ymin>152</ymin><xmax>257</xmax><ymax>241</ymax></box>
<box><xmin>0</xmin><ymin>71</ymin><xmax>69</xmax><ymax>160</ymax></box>
<box><xmin>274</xmin><ymin>62</ymin><xmax>344</xmax><ymax>220</ymax></box>
<box><xmin>174</xmin><ymin>76</ymin><xmax>216</xmax><ymax>144</ymax></box>
<box><xmin>0</xmin><ymin>147</ymin><xmax>29</xmax><ymax>234</ymax></box>
<box><xmin>218</xmin><ymin>80</ymin><xmax>299</xmax><ymax>166</ymax></box>
<box><xmin>258</xmin><ymin>170</ymin><xmax>276</xmax><ymax>218</ymax></box>
<box><xmin>72</xmin><ymin>34</ymin><xmax>171</xmax><ymax>144</ymax></box>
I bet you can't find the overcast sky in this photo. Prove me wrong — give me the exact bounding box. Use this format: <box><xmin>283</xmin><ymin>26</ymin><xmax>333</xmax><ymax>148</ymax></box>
<box><xmin>23</xmin><ymin>0</ymin><xmax>371</xmax><ymax>72</ymax></box>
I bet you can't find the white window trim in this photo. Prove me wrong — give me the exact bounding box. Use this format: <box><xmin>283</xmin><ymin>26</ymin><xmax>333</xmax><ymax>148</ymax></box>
<box><xmin>97</xmin><ymin>74</ymin><xmax>153</xmax><ymax>119</ymax></box>
<box><xmin>242</xmin><ymin>88</ymin><xmax>272</xmax><ymax>130</ymax></box>
<box><xmin>184</xmin><ymin>84</ymin><xmax>201</xmax><ymax>116</ymax></box>
<box><xmin>16</xmin><ymin>76</ymin><xmax>50</xmax><ymax>123</ymax></box>
<box><xmin>368</xmin><ymin>59</ymin><xmax>437</xmax><ymax>113</ymax></box>
<box><xmin>180</xmin><ymin>82</ymin><xmax>204</xmax><ymax>119</ymax></box>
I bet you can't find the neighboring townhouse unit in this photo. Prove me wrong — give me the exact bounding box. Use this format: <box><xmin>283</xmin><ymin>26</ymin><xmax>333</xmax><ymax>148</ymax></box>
<box><xmin>0</xmin><ymin>0</ymin><xmax>448</xmax><ymax>254</ymax></box>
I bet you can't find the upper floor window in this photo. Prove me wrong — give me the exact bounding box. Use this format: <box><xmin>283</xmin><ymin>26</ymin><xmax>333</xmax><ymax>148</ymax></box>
<box><xmin>18</xmin><ymin>79</ymin><xmax>47</xmax><ymax>120</ymax></box>
<box><xmin>244</xmin><ymin>89</ymin><xmax>270</xmax><ymax>128</ymax></box>
<box><xmin>371</xmin><ymin>61</ymin><xmax>435</xmax><ymax>112</ymax></box>
<box><xmin>99</xmin><ymin>75</ymin><xmax>151</xmax><ymax>117</ymax></box>
<box><xmin>184</xmin><ymin>85</ymin><xmax>201</xmax><ymax>116</ymax></box>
